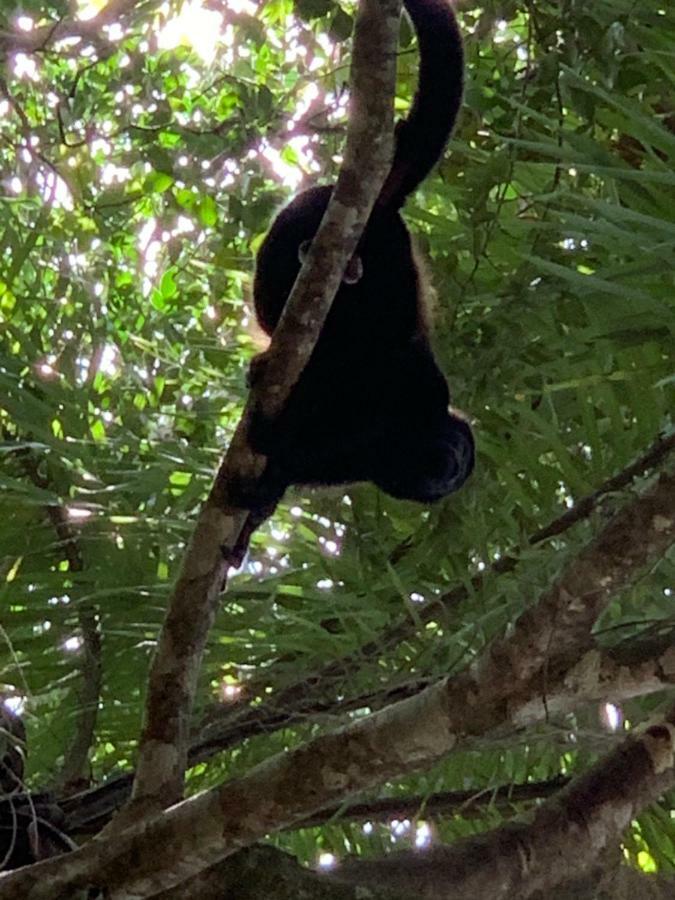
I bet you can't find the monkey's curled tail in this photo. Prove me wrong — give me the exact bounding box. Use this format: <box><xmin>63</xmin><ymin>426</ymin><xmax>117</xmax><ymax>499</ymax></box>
<box><xmin>379</xmin><ymin>0</ymin><xmax>464</xmax><ymax>209</ymax></box>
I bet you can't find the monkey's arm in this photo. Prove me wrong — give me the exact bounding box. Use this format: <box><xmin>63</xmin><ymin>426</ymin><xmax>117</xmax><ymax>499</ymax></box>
<box><xmin>380</xmin><ymin>0</ymin><xmax>464</xmax><ymax>208</ymax></box>
<box><xmin>370</xmin><ymin>337</ymin><xmax>474</xmax><ymax>502</ymax></box>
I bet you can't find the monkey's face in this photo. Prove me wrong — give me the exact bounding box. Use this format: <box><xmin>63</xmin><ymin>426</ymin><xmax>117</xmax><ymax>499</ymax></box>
<box><xmin>253</xmin><ymin>186</ymin><xmax>417</xmax><ymax>339</ymax></box>
<box><xmin>253</xmin><ymin>186</ymin><xmax>333</xmax><ymax>335</ymax></box>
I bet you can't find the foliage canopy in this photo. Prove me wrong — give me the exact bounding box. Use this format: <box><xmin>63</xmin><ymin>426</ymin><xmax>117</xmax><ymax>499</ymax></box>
<box><xmin>0</xmin><ymin>0</ymin><xmax>674</xmax><ymax>883</ymax></box>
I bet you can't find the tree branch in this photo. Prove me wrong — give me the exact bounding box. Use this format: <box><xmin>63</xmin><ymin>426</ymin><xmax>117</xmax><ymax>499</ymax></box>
<box><xmin>471</xmin><ymin>471</ymin><xmax>674</xmax><ymax>695</ymax></box>
<box><xmin>140</xmin><ymin>843</ymin><xmax>675</xmax><ymax>900</ymax></box>
<box><xmin>56</xmin><ymin>603</ymin><xmax>101</xmax><ymax>795</ymax></box>
<box><xmin>131</xmin><ymin>0</ymin><xmax>402</xmax><ymax>808</ymax></box>
<box><xmin>12</xmin><ymin>450</ymin><xmax>101</xmax><ymax>794</ymax></box>
<box><xmin>154</xmin><ymin>845</ymin><xmax>400</xmax><ymax>900</ymax></box>
<box><xmin>330</xmin><ymin>707</ymin><xmax>675</xmax><ymax>899</ymax></box>
<box><xmin>59</xmin><ymin>622</ymin><xmax>675</xmax><ymax>837</ymax></box>
<box><xmin>298</xmin><ymin>775</ymin><xmax>570</xmax><ymax>829</ymax></box>
<box><xmin>0</xmin><ymin>0</ymin><xmax>148</xmax><ymax>55</ymax></box>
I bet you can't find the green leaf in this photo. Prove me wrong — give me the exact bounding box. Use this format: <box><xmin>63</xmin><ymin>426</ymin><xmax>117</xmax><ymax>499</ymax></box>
<box><xmin>159</xmin><ymin>267</ymin><xmax>178</xmax><ymax>300</ymax></box>
<box><xmin>145</xmin><ymin>171</ymin><xmax>174</xmax><ymax>194</ymax></box>
<box><xmin>198</xmin><ymin>195</ymin><xmax>218</xmax><ymax>227</ymax></box>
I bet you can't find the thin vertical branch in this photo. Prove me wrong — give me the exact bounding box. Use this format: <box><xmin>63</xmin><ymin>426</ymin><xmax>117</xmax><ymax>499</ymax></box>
<box><xmin>131</xmin><ymin>0</ymin><xmax>403</xmax><ymax>808</ymax></box>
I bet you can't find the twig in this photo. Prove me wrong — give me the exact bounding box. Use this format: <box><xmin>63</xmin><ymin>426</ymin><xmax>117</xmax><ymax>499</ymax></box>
<box><xmin>15</xmin><ymin>452</ymin><xmax>102</xmax><ymax>793</ymax></box>
<box><xmin>0</xmin><ymin>0</ymin><xmax>151</xmax><ymax>55</ymax></box>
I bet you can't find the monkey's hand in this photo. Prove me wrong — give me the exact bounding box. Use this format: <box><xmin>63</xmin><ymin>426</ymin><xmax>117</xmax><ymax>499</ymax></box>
<box><xmin>245</xmin><ymin>352</ymin><xmax>286</xmax><ymax>454</ymax></box>
<box><xmin>245</xmin><ymin>399</ymin><xmax>279</xmax><ymax>459</ymax></box>
<box><xmin>246</xmin><ymin>350</ymin><xmax>272</xmax><ymax>389</ymax></box>
<box><xmin>225</xmin><ymin>458</ymin><xmax>288</xmax><ymax>567</ymax></box>
<box><xmin>241</xmin><ymin>351</ymin><xmax>294</xmax><ymax>509</ymax></box>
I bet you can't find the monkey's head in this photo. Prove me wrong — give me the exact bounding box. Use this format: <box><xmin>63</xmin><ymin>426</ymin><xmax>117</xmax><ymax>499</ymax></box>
<box><xmin>253</xmin><ymin>186</ymin><xmax>417</xmax><ymax>338</ymax></box>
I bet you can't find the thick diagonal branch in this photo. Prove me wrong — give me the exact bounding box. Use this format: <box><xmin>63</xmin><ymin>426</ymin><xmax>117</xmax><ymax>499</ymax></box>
<box><xmin>196</xmin><ymin>430</ymin><xmax>675</xmax><ymax>750</ymax></box>
<box><xmin>56</xmin><ymin>621</ymin><xmax>675</xmax><ymax>835</ymax></box>
<box><xmin>471</xmin><ymin>471</ymin><xmax>675</xmax><ymax>694</ymax></box>
<box><xmin>331</xmin><ymin>710</ymin><xmax>675</xmax><ymax>899</ymax></box>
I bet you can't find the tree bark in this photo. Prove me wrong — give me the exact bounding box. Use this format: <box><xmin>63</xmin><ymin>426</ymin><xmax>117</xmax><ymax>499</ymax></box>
<box><xmin>331</xmin><ymin>714</ymin><xmax>675</xmax><ymax>898</ymax></box>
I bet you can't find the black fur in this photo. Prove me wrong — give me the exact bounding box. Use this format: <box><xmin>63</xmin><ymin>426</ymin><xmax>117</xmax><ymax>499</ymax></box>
<box><xmin>238</xmin><ymin>0</ymin><xmax>473</xmax><ymax>533</ymax></box>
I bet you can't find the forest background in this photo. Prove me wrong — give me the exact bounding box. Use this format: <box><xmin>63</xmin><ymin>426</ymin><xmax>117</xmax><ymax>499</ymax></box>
<box><xmin>0</xmin><ymin>0</ymin><xmax>674</xmax><ymax>896</ymax></box>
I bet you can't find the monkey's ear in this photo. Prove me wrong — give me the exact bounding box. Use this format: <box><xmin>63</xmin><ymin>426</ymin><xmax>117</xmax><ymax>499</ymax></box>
<box><xmin>343</xmin><ymin>254</ymin><xmax>363</xmax><ymax>285</ymax></box>
<box><xmin>297</xmin><ymin>239</ymin><xmax>312</xmax><ymax>263</ymax></box>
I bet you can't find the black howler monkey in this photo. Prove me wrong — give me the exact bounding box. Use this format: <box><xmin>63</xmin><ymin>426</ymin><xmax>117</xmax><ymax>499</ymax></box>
<box><xmin>237</xmin><ymin>0</ymin><xmax>474</xmax><ymax>539</ymax></box>
<box><xmin>0</xmin><ymin>704</ymin><xmax>74</xmax><ymax>871</ymax></box>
